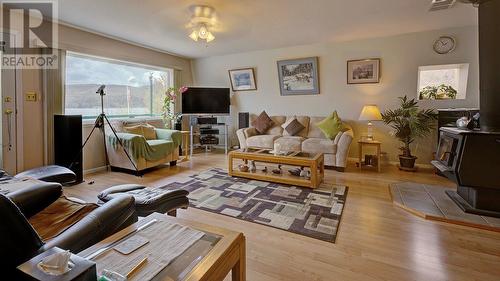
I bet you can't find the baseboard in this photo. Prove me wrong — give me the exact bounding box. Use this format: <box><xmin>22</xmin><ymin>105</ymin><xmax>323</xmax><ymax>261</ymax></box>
<box><xmin>347</xmin><ymin>157</ymin><xmax>434</xmax><ymax>169</ymax></box>
<box><xmin>84</xmin><ymin>165</ymin><xmax>108</xmax><ymax>175</ymax></box>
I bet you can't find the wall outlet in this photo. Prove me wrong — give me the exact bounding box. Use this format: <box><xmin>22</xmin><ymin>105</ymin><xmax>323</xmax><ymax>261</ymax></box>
<box><xmin>25</xmin><ymin>91</ymin><xmax>37</xmax><ymax>102</ymax></box>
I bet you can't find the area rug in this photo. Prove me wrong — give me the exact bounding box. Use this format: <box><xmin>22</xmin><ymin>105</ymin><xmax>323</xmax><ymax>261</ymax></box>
<box><xmin>162</xmin><ymin>168</ymin><xmax>348</xmax><ymax>243</ymax></box>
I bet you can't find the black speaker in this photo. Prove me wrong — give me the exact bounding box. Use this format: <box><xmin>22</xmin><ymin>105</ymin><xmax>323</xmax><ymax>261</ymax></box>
<box><xmin>54</xmin><ymin>115</ymin><xmax>83</xmax><ymax>183</ymax></box>
<box><xmin>239</xmin><ymin>112</ymin><xmax>249</xmax><ymax>129</ymax></box>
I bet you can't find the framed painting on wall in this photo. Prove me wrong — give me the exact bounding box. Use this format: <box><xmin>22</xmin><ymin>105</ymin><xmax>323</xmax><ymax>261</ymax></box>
<box><xmin>277</xmin><ymin>57</ymin><xmax>319</xmax><ymax>96</ymax></box>
<box><xmin>228</xmin><ymin>68</ymin><xmax>257</xmax><ymax>91</ymax></box>
<box><xmin>347</xmin><ymin>58</ymin><xmax>380</xmax><ymax>84</ymax></box>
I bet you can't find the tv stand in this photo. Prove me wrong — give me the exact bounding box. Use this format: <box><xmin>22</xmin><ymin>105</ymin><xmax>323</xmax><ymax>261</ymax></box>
<box><xmin>189</xmin><ymin>115</ymin><xmax>230</xmax><ymax>158</ymax></box>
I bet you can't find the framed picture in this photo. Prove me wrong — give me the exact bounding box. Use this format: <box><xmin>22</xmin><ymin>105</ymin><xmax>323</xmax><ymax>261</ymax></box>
<box><xmin>347</xmin><ymin>58</ymin><xmax>380</xmax><ymax>84</ymax></box>
<box><xmin>277</xmin><ymin>57</ymin><xmax>319</xmax><ymax>96</ymax></box>
<box><xmin>228</xmin><ymin>68</ymin><xmax>257</xmax><ymax>91</ymax></box>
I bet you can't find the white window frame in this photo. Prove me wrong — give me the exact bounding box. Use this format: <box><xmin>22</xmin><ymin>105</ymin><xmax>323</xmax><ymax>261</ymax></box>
<box><xmin>417</xmin><ymin>63</ymin><xmax>469</xmax><ymax>100</ymax></box>
<box><xmin>64</xmin><ymin>51</ymin><xmax>173</xmax><ymax>119</ymax></box>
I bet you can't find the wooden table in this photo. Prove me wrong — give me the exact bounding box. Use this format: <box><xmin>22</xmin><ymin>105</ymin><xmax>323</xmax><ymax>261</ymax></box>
<box><xmin>79</xmin><ymin>213</ymin><xmax>246</xmax><ymax>281</ymax></box>
<box><xmin>358</xmin><ymin>140</ymin><xmax>381</xmax><ymax>172</ymax></box>
<box><xmin>228</xmin><ymin>148</ymin><xmax>324</xmax><ymax>188</ymax></box>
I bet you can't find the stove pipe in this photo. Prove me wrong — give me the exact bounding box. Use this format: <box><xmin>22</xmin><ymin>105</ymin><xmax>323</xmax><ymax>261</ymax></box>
<box><xmin>479</xmin><ymin>0</ymin><xmax>500</xmax><ymax>132</ymax></box>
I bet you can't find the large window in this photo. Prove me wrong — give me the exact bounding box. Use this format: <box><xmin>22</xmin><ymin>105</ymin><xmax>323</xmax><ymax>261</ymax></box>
<box><xmin>417</xmin><ymin>63</ymin><xmax>469</xmax><ymax>100</ymax></box>
<box><xmin>65</xmin><ymin>52</ymin><xmax>173</xmax><ymax>118</ymax></box>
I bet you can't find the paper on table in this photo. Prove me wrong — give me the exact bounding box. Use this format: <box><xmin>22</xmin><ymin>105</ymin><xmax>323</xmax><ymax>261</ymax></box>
<box><xmin>94</xmin><ymin>220</ymin><xmax>205</xmax><ymax>281</ymax></box>
<box><xmin>114</xmin><ymin>235</ymin><xmax>149</xmax><ymax>255</ymax></box>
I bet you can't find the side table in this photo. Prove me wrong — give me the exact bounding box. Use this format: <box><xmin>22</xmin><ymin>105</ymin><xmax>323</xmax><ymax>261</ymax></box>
<box><xmin>180</xmin><ymin>130</ymin><xmax>190</xmax><ymax>161</ymax></box>
<box><xmin>358</xmin><ymin>140</ymin><xmax>381</xmax><ymax>172</ymax></box>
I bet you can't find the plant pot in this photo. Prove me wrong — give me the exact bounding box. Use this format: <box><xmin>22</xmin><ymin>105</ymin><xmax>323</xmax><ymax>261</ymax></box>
<box><xmin>399</xmin><ymin>155</ymin><xmax>417</xmax><ymax>169</ymax></box>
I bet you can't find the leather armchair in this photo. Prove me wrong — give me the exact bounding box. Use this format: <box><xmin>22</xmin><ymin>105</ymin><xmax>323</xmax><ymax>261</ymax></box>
<box><xmin>7</xmin><ymin>181</ymin><xmax>62</xmax><ymax>218</ymax></box>
<box><xmin>1</xmin><ymin>185</ymin><xmax>137</xmax><ymax>278</ymax></box>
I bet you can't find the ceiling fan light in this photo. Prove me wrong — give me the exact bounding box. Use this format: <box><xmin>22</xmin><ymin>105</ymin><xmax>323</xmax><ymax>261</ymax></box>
<box><xmin>189</xmin><ymin>30</ymin><xmax>199</xmax><ymax>41</ymax></box>
<box><xmin>206</xmin><ymin>32</ymin><xmax>215</xmax><ymax>42</ymax></box>
<box><xmin>198</xmin><ymin>25</ymin><xmax>208</xmax><ymax>39</ymax></box>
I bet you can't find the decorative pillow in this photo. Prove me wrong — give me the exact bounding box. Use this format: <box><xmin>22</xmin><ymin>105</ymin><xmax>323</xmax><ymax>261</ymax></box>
<box><xmin>123</xmin><ymin>125</ymin><xmax>144</xmax><ymax>136</ymax></box>
<box><xmin>123</xmin><ymin>124</ymin><xmax>157</xmax><ymax>140</ymax></box>
<box><xmin>282</xmin><ymin>117</ymin><xmax>305</xmax><ymax>136</ymax></box>
<box><xmin>142</xmin><ymin>124</ymin><xmax>157</xmax><ymax>140</ymax></box>
<box><xmin>251</xmin><ymin>111</ymin><xmax>274</xmax><ymax>134</ymax></box>
<box><xmin>316</xmin><ymin>111</ymin><xmax>344</xmax><ymax>139</ymax></box>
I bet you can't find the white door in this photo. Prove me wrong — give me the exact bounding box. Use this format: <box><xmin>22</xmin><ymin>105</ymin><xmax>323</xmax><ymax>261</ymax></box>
<box><xmin>0</xmin><ymin>33</ymin><xmax>18</xmax><ymax>174</ymax></box>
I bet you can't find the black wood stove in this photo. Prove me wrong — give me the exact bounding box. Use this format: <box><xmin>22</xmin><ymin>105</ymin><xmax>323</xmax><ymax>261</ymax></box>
<box><xmin>433</xmin><ymin>128</ymin><xmax>500</xmax><ymax>217</ymax></box>
<box><xmin>432</xmin><ymin>0</ymin><xmax>500</xmax><ymax>217</ymax></box>
<box><xmin>432</xmin><ymin>0</ymin><xmax>500</xmax><ymax>218</ymax></box>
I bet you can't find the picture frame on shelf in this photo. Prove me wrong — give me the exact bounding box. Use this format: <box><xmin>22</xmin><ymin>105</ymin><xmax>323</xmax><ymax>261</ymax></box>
<box><xmin>228</xmin><ymin>68</ymin><xmax>257</xmax><ymax>91</ymax></box>
<box><xmin>277</xmin><ymin>57</ymin><xmax>319</xmax><ymax>96</ymax></box>
<box><xmin>347</xmin><ymin>58</ymin><xmax>380</xmax><ymax>84</ymax></box>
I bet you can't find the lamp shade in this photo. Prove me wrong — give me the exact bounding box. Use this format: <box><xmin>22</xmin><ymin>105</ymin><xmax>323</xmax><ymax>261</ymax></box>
<box><xmin>359</xmin><ymin>105</ymin><xmax>382</xmax><ymax>121</ymax></box>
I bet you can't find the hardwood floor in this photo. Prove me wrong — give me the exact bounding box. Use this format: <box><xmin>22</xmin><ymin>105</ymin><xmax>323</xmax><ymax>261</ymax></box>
<box><xmin>66</xmin><ymin>152</ymin><xmax>500</xmax><ymax>281</ymax></box>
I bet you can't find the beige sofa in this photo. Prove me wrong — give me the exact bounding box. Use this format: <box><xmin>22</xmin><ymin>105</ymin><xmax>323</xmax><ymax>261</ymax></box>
<box><xmin>236</xmin><ymin>115</ymin><xmax>353</xmax><ymax>171</ymax></box>
<box><xmin>104</xmin><ymin>121</ymin><xmax>179</xmax><ymax>174</ymax></box>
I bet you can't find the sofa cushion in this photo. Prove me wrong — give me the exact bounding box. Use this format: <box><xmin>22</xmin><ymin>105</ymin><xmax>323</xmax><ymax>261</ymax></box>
<box><xmin>251</xmin><ymin>111</ymin><xmax>274</xmax><ymax>134</ymax></box>
<box><xmin>274</xmin><ymin>136</ymin><xmax>305</xmax><ymax>152</ymax></box>
<box><xmin>246</xmin><ymin>135</ymin><xmax>281</xmax><ymax>149</ymax></box>
<box><xmin>282</xmin><ymin>117</ymin><xmax>305</xmax><ymax>136</ymax></box>
<box><xmin>266</xmin><ymin>116</ymin><xmax>286</xmax><ymax>135</ymax></box>
<box><xmin>146</xmin><ymin>139</ymin><xmax>173</xmax><ymax>149</ymax></box>
<box><xmin>302</xmin><ymin>138</ymin><xmax>337</xmax><ymax>154</ymax></box>
<box><xmin>142</xmin><ymin>124</ymin><xmax>157</xmax><ymax>140</ymax></box>
<box><xmin>282</xmin><ymin>116</ymin><xmax>309</xmax><ymax>137</ymax></box>
<box><xmin>307</xmin><ymin>117</ymin><xmax>327</xmax><ymax>138</ymax></box>
<box><xmin>123</xmin><ymin>124</ymin><xmax>156</xmax><ymax>140</ymax></box>
<box><xmin>316</xmin><ymin>111</ymin><xmax>344</xmax><ymax>139</ymax></box>
<box><xmin>123</xmin><ymin>124</ymin><xmax>143</xmax><ymax>135</ymax></box>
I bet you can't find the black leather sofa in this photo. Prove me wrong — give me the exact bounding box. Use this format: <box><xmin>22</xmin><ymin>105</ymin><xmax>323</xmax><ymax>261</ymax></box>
<box><xmin>1</xmin><ymin>183</ymin><xmax>137</xmax><ymax>278</ymax></box>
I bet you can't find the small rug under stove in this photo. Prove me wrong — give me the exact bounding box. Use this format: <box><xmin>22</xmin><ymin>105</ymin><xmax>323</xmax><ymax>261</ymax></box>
<box><xmin>162</xmin><ymin>168</ymin><xmax>348</xmax><ymax>243</ymax></box>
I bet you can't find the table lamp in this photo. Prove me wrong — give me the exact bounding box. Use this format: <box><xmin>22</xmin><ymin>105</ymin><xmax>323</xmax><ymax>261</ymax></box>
<box><xmin>359</xmin><ymin>105</ymin><xmax>382</xmax><ymax>141</ymax></box>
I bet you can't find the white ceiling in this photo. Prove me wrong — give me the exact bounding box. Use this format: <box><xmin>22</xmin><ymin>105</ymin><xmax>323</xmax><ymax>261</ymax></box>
<box><xmin>57</xmin><ymin>0</ymin><xmax>477</xmax><ymax>58</ymax></box>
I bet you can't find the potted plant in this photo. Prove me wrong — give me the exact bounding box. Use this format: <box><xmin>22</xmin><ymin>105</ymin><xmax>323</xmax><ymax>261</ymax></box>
<box><xmin>419</xmin><ymin>84</ymin><xmax>457</xmax><ymax>100</ymax></box>
<box><xmin>162</xmin><ymin>86</ymin><xmax>188</xmax><ymax>129</ymax></box>
<box><xmin>382</xmin><ymin>96</ymin><xmax>437</xmax><ymax>170</ymax></box>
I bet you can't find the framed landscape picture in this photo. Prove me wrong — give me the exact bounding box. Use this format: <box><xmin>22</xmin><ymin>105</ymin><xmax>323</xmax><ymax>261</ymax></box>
<box><xmin>277</xmin><ymin>57</ymin><xmax>319</xmax><ymax>96</ymax></box>
<box><xmin>228</xmin><ymin>68</ymin><xmax>257</xmax><ymax>91</ymax></box>
<box><xmin>347</xmin><ymin>58</ymin><xmax>380</xmax><ymax>84</ymax></box>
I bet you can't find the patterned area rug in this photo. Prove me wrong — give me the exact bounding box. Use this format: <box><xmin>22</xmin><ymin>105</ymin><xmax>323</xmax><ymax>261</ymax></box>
<box><xmin>163</xmin><ymin>168</ymin><xmax>348</xmax><ymax>243</ymax></box>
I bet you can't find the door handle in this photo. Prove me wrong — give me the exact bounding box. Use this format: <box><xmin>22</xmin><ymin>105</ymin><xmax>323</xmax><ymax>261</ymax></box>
<box><xmin>4</xmin><ymin>109</ymin><xmax>13</xmax><ymax>151</ymax></box>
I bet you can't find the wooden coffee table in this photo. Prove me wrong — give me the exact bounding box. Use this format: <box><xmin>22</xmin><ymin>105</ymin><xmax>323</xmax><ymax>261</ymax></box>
<box><xmin>228</xmin><ymin>148</ymin><xmax>324</xmax><ymax>188</ymax></box>
<box><xmin>79</xmin><ymin>213</ymin><xmax>246</xmax><ymax>281</ymax></box>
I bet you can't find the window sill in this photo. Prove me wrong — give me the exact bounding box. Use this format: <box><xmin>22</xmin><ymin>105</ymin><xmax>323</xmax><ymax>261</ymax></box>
<box><xmin>82</xmin><ymin>116</ymin><xmax>164</xmax><ymax>127</ymax></box>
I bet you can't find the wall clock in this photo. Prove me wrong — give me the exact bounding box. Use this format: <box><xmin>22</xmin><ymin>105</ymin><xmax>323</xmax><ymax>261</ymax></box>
<box><xmin>433</xmin><ymin>36</ymin><xmax>456</xmax><ymax>54</ymax></box>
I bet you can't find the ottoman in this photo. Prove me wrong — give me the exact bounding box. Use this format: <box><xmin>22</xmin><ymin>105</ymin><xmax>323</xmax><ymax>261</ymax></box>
<box><xmin>98</xmin><ymin>184</ymin><xmax>189</xmax><ymax>217</ymax></box>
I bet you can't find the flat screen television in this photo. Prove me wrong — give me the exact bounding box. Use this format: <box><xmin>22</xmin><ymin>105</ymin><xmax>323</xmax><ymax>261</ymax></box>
<box><xmin>181</xmin><ymin>87</ymin><xmax>230</xmax><ymax>115</ymax></box>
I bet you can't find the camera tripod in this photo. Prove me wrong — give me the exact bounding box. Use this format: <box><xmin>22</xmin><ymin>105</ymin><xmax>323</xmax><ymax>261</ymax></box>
<box><xmin>70</xmin><ymin>85</ymin><xmax>139</xmax><ymax>174</ymax></box>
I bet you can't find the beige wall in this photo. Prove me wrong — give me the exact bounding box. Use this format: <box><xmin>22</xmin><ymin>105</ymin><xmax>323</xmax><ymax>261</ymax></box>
<box><xmin>191</xmin><ymin>26</ymin><xmax>479</xmax><ymax>165</ymax></box>
<box><xmin>21</xmin><ymin>68</ymin><xmax>44</xmax><ymax>170</ymax></box>
<box><xmin>20</xmin><ymin>23</ymin><xmax>194</xmax><ymax>172</ymax></box>
<box><xmin>58</xmin><ymin>25</ymin><xmax>193</xmax><ymax>86</ymax></box>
